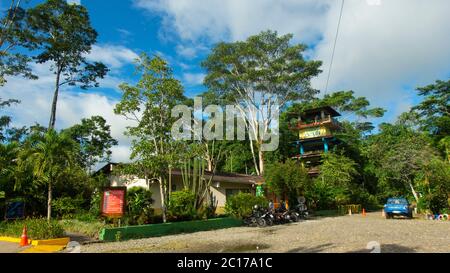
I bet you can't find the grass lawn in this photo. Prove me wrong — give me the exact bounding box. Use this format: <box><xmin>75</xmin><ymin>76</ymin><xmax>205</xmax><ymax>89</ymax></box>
<box><xmin>60</xmin><ymin>219</ymin><xmax>111</xmax><ymax>239</ymax></box>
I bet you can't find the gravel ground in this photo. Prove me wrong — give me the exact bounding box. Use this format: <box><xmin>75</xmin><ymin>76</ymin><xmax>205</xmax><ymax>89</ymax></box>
<box><xmin>80</xmin><ymin>212</ymin><xmax>450</xmax><ymax>253</ymax></box>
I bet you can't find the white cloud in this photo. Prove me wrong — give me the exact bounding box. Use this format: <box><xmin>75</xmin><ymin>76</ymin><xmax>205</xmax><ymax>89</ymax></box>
<box><xmin>86</xmin><ymin>44</ymin><xmax>139</xmax><ymax>70</ymax></box>
<box><xmin>175</xmin><ymin>44</ymin><xmax>197</xmax><ymax>59</ymax></box>
<box><xmin>134</xmin><ymin>0</ymin><xmax>328</xmax><ymax>43</ymax></box>
<box><xmin>136</xmin><ymin>0</ymin><xmax>450</xmax><ymax>117</ymax></box>
<box><xmin>67</xmin><ymin>0</ymin><xmax>81</xmax><ymax>5</ymax></box>
<box><xmin>183</xmin><ymin>72</ymin><xmax>205</xmax><ymax>85</ymax></box>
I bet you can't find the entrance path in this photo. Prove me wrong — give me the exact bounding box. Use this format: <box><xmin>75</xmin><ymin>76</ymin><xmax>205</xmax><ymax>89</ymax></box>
<box><xmin>0</xmin><ymin>241</ymin><xmax>30</xmax><ymax>253</ymax></box>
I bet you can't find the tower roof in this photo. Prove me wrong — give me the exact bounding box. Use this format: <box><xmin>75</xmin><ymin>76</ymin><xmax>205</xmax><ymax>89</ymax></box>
<box><xmin>300</xmin><ymin>106</ymin><xmax>341</xmax><ymax>118</ymax></box>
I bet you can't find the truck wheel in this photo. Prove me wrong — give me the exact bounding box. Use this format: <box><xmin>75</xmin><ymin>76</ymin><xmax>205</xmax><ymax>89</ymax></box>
<box><xmin>385</xmin><ymin>213</ymin><xmax>391</xmax><ymax>219</ymax></box>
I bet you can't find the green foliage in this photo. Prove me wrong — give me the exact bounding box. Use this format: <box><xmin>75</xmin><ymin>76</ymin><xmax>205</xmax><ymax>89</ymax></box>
<box><xmin>202</xmin><ymin>30</ymin><xmax>322</xmax><ymax>174</ymax></box>
<box><xmin>0</xmin><ymin>218</ymin><xmax>64</xmax><ymax>239</ymax></box>
<box><xmin>306</xmin><ymin>153</ymin><xmax>359</xmax><ymax>209</ymax></box>
<box><xmin>203</xmin><ymin>30</ymin><xmax>321</xmax><ymax>104</ymax></box>
<box><xmin>0</xmin><ymin>2</ymin><xmax>37</xmax><ymax>85</ymax></box>
<box><xmin>264</xmin><ymin>159</ymin><xmax>311</xmax><ymax>196</ymax></box>
<box><xmin>27</xmin><ymin>0</ymin><xmax>108</xmax><ymax>128</ymax></box>
<box><xmin>89</xmin><ymin>191</ymin><xmax>102</xmax><ymax>216</ymax></box>
<box><xmin>114</xmin><ymin>53</ymin><xmax>186</xmax><ymax>222</ymax></box>
<box><xmin>126</xmin><ymin>187</ymin><xmax>154</xmax><ymax>225</ymax></box>
<box><xmin>64</xmin><ymin>116</ymin><xmax>117</xmax><ymax>172</ymax></box>
<box><xmin>180</xmin><ymin>158</ymin><xmax>215</xmax><ymax>213</ymax></box>
<box><xmin>52</xmin><ymin>196</ymin><xmax>84</xmax><ymax>218</ymax></box>
<box><xmin>364</xmin><ymin>123</ymin><xmax>437</xmax><ymax>202</ymax></box>
<box><xmin>167</xmin><ymin>189</ymin><xmax>197</xmax><ymax>220</ymax></box>
<box><xmin>225</xmin><ymin>192</ymin><xmax>268</xmax><ymax>218</ymax></box>
<box><xmin>287</xmin><ymin>90</ymin><xmax>386</xmax><ymax>134</ymax></box>
<box><xmin>17</xmin><ymin>129</ymin><xmax>77</xmax><ymax>220</ymax></box>
<box><xmin>60</xmin><ymin>218</ymin><xmax>109</xmax><ymax>239</ymax></box>
<box><xmin>416</xmin><ymin>159</ymin><xmax>450</xmax><ymax>214</ymax></box>
<box><xmin>319</xmin><ymin>153</ymin><xmax>358</xmax><ymax>188</ymax></box>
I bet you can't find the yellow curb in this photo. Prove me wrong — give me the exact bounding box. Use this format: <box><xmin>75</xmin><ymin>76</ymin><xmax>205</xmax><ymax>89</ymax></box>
<box><xmin>20</xmin><ymin>245</ymin><xmax>66</xmax><ymax>253</ymax></box>
<box><xmin>0</xmin><ymin>236</ymin><xmax>70</xmax><ymax>245</ymax></box>
<box><xmin>31</xmin><ymin>237</ymin><xmax>70</xmax><ymax>246</ymax></box>
<box><xmin>0</xmin><ymin>236</ymin><xmax>32</xmax><ymax>244</ymax></box>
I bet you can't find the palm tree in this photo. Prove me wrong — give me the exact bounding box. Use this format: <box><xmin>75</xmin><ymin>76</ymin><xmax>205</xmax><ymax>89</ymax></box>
<box><xmin>19</xmin><ymin>129</ymin><xmax>75</xmax><ymax>221</ymax></box>
<box><xmin>0</xmin><ymin>142</ymin><xmax>20</xmax><ymax>196</ymax></box>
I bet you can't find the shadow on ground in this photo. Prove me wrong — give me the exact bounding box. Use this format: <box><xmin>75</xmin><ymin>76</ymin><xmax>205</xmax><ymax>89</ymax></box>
<box><xmin>348</xmin><ymin>244</ymin><xmax>416</xmax><ymax>253</ymax></box>
<box><xmin>286</xmin><ymin>243</ymin><xmax>334</xmax><ymax>253</ymax></box>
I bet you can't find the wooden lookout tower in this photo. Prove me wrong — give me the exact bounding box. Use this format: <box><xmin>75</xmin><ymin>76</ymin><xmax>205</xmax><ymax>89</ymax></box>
<box><xmin>289</xmin><ymin>106</ymin><xmax>341</xmax><ymax>176</ymax></box>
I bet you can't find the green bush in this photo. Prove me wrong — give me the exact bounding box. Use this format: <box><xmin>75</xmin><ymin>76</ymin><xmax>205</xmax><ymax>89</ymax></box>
<box><xmin>0</xmin><ymin>218</ymin><xmax>64</xmax><ymax>239</ymax></box>
<box><xmin>60</xmin><ymin>219</ymin><xmax>110</xmax><ymax>239</ymax></box>
<box><xmin>225</xmin><ymin>192</ymin><xmax>268</xmax><ymax>218</ymax></box>
<box><xmin>167</xmin><ymin>189</ymin><xmax>196</xmax><ymax>220</ymax></box>
<box><xmin>126</xmin><ymin>187</ymin><xmax>154</xmax><ymax>225</ymax></box>
<box><xmin>89</xmin><ymin>191</ymin><xmax>102</xmax><ymax>216</ymax></box>
<box><xmin>52</xmin><ymin>196</ymin><xmax>84</xmax><ymax>218</ymax></box>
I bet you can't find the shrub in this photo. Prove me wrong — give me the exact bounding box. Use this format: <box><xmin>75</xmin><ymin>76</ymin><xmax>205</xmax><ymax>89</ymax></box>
<box><xmin>89</xmin><ymin>191</ymin><xmax>102</xmax><ymax>216</ymax></box>
<box><xmin>225</xmin><ymin>192</ymin><xmax>268</xmax><ymax>218</ymax></box>
<box><xmin>167</xmin><ymin>189</ymin><xmax>196</xmax><ymax>220</ymax></box>
<box><xmin>52</xmin><ymin>196</ymin><xmax>84</xmax><ymax>218</ymax></box>
<box><xmin>0</xmin><ymin>218</ymin><xmax>64</xmax><ymax>239</ymax></box>
<box><xmin>126</xmin><ymin>187</ymin><xmax>154</xmax><ymax>225</ymax></box>
<box><xmin>60</xmin><ymin>219</ymin><xmax>110</xmax><ymax>239</ymax></box>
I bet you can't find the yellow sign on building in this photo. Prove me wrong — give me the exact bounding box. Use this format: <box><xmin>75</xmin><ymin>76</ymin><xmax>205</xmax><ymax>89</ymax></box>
<box><xmin>299</xmin><ymin>126</ymin><xmax>330</xmax><ymax>140</ymax></box>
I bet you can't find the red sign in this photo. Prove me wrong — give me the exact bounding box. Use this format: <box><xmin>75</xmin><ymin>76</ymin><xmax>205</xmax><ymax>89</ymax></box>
<box><xmin>101</xmin><ymin>187</ymin><xmax>126</xmax><ymax>218</ymax></box>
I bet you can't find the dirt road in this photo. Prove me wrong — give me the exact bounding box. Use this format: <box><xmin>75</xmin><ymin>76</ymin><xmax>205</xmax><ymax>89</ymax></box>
<box><xmin>81</xmin><ymin>212</ymin><xmax>450</xmax><ymax>253</ymax></box>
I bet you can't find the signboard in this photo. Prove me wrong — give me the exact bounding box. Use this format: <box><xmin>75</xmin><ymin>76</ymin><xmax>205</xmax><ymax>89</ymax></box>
<box><xmin>101</xmin><ymin>187</ymin><xmax>126</xmax><ymax>218</ymax></box>
<box><xmin>5</xmin><ymin>200</ymin><xmax>25</xmax><ymax>220</ymax></box>
<box><xmin>299</xmin><ymin>126</ymin><xmax>330</xmax><ymax>140</ymax></box>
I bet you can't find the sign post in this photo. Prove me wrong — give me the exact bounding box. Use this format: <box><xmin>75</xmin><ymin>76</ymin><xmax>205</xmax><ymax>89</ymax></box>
<box><xmin>100</xmin><ymin>187</ymin><xmax>126</xmax><ymax>219</ymax></box>
<box><xmin>5</xmin><ymin>199</ymin><xmax>25</xmax><ymax>220</ymax></box>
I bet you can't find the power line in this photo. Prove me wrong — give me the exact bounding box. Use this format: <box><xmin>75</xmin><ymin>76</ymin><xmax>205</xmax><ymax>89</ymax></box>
<box><xmin>324</xmin><ymin>0</ymin><xmax>345</xmax><ymax>95</ymax></box>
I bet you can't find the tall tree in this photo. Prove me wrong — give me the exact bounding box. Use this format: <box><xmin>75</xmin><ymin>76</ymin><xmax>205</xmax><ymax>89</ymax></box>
<box><xmin>364</xmin><ymin>122</ymin><xmax>437</xmax><ymax>203</ymax></box>
<box><xmin>0</xmin><ymin>0</ymin><xmax>37</xmax><ymax>85</ymax></box>
<box><xmin>64</xmin><ymin>116</ymin><xmax>118</xmax><ymax>173</ymax></box>
<box><xmin>411</xmin><ymin>79</ymin><xmax>450</xmax><ymax>161</ymax></box>
<box><xmin>202</xmin><ymin>30</ymin><xmax>322</xmax><ymax>175</ymax></box>
<box><xmin>114</xmin><ymin>53</ymin><xmax>186</xmax><ymax>223</ymax></box>
<box><xmin>18</xmin><ymin>129</ymin><xmax>76</xmax><ymax>220</ymax></box>
<box><xmin>27</xmin><ymin>0</ymin><xmax>108</xmax><ymax>129</ymax></box>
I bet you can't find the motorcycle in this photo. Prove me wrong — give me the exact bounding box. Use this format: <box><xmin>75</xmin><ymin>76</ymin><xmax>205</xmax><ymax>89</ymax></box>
<box><xmin>259</xmin><ymin>209</ymin><xmax>274</xmax><ymax>226</ymax></box>
<box><xmin>293</xmin><ymin>201</ymin><xmax>309</xmax><ymax>220</ymax></box>
<box><xmin>244</xmin><ymin>205</ymin><xmax>267</xmax><ymax>227</ymax></box>
<box><xmin>272</xmin><ymin>207</ymin><xmax>292</xmax><ymax>224</ymax></box>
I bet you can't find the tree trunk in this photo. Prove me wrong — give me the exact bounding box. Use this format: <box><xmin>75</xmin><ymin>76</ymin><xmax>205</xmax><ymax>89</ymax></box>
<box><xmin>408</xmin><ymin>181</ymin><xmax>419</xmax><ymax>203</ymax></box>
<box><xmin>48</xmin><ymin>68</ymin><xmax>61</xmax><ymax>130</ymax></box>
<box><xmin>249</xmin><ymin>140</ymin><xmax>260</xmax><ymax>175</ymax></box>
<box><xmin>159</xmin><ymin>176</ymin><xmax>167</xmax><ymax>223</ymax></box>
<box><xmin>207</xmin><ymin>158</ymin><xmax>213</xmax><ymax>172</ymax></box>
<box><xmin>258</xmin><ymin>146</ymin><xmax>264</xmax><ymax>175</ymax></box>
<box><xmin>47</xmin><ymin>180</ymin><xmax>52</xmax><ymax>221</ymax></box>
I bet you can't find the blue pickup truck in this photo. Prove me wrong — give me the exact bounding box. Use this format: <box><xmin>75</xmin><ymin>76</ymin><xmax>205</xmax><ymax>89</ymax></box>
<box><xmin>384</xmin><ymin>197</ymin><xmax>413</xmax><ymax>219</ymax></box>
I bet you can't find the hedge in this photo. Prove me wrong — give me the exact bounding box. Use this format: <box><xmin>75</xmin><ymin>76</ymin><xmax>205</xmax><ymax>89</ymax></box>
<box><xmin>99</xmin><ymin>217</ymin><xmax>243</xmax><ymax>242</ymax></box>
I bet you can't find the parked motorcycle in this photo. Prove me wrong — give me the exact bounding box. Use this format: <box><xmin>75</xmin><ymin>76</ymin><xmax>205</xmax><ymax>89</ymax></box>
<box><xmin>293</xmin><ymin>200</ymin><xmax>309</xmax><ymax>220</ymax></box>
<box><xmin>259</xmin><ymin>209</ymin><xmax>274</xmax><ymax>226</ymax></box>
<box><xmin>244</xmin><ymin>205</ymin><xmax>267</xmax><ymax>227</ymax></box>
<box><xmin>272</xmin><ymin>207</ymin><xmax>292</xmax><ymax>224</ymax></box>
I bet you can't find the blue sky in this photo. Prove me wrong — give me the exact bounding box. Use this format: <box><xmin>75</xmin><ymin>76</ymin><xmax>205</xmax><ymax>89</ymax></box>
<box><xmin>2</xmin><ymin>0</ymin><xmax>449</xmax><ymax>163</ymax></box>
